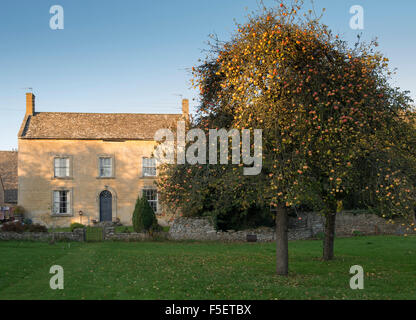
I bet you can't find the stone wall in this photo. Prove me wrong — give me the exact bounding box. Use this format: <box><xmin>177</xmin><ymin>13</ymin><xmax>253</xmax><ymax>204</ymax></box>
<box><xmin>0</xmin><ymin>229</ymin><xmax>85</xmax><ymax>242</ymax></box>
<box><xmin>0</xmin><ymin>226</ymin><xmax>169</xmax><ymax>242</ymax></box>
<box><xmin>334</xmin><ymin>212</ymin><xmax>402</xmax><ymax>235</ymax></box>
<box><xmin>168</xmin><ymin>212</ymin><xmax>411</xmax><ymax>242</ymax></box>
<box><xmin>1</xmin><ymin>212</ymin><xmax>410</xmax><ymax>243</ymax></box>
<box><xmin>103</xmin><ymin>226</ymin><xmax>169</xmax><ymax>241</ymax></box>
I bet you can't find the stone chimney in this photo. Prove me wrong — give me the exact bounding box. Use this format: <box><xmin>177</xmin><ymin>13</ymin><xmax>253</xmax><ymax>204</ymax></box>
<box><xmin>26</xmin><ymin>92</ymin><xmax>35</xmax><ymax>116</ymax></box>
<box><xmin>182</xmin><ymin>98</ymin><xmax>189</xmax><ymax>120</ymax></box>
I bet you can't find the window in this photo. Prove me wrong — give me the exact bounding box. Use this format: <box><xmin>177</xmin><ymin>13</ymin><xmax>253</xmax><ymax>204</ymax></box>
<box><xmin>142</xmin><ymin>157</ymin><xmax>157</xmax><ymax>177</ymax></box>
<box><xmin>53</xmin><ymin>190</ymin><xmax>70</xmax><ymax>215</ymax></box>
<box><xmin>143</xmin><ymin>188</ymin><xmax>158</xmax><ymax>213</ymax></box>
<box><xmin>54</xmin><ymin>158</ymin><xmax>70</xmax><ymax>178</ymax></box>
<box><xmin>99</xmin><ymin>157</ymin><xmax>113</xmax><ymax>177</ymax></box>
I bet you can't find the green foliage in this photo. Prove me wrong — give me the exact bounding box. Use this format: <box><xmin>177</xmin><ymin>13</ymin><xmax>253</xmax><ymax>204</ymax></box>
<box><xmin>132</xmin><ymin>195</ymin><xmax>143</xmax><ymax>232</ymax></box>
<box><xmin>352</xmin><ymin>230</ymin><xmax>362</xmax><ymax>237</ymax></box>
<box><xmin>150</xmin><ymin>220</ymin><xmax>163</xmax><ymax>233</ymax></box>
<box><xmin>121</xmin><ymin>227</ymin><xmax>131</xmax><ymax>234</ymax></box>
<box><xmin>215</xmin><ymin>205</ymin><xmax>275</xmax><ymax>231</ymax></box>
<box><xmin>315</xmin><ymin>232</ymin><xmax>325</xmax><ymax>240</ymax></box>
<box><xmin>13</xmin><ymin>206</ymin><xmax>25</xmax><ymax>215</ymax></box>
<box><xmin>70</xmin><ymin>223</ymin><xmax>85</xmax><ymax>232</ymax></box>
<box><xmin>132</xmin><ymin>195</ymin><xmax>160</xmax><ymax>233</ymax></box>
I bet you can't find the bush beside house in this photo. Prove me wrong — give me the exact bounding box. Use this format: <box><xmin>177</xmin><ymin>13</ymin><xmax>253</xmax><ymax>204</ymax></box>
<box><xmin>132</xmin><ymin>195</ymin><xmax>161</xmax><ymax>233</ymax></box>
<box><xmin>1</xmin><ymin>221</ymin><xmax>47</xmax><ymax>233</ymax></box>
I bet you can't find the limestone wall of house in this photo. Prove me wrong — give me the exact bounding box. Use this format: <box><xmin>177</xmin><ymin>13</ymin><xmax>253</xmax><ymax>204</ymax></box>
<box><xmin>0</xmin><ymin>179</ymin><xmax>4</xmax><ymax>206</ymax></box>
<box><xmin>18</xmin><ymin>139</ymin><xmax>163</xmax><ymax>227</ymax></box>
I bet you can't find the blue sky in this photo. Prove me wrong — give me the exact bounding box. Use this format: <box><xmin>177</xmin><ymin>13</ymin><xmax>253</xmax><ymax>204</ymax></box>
<box><xmin>0</xmin><ymin>0</ymin><xmax>415</xmax><ymax>149</ymax></box>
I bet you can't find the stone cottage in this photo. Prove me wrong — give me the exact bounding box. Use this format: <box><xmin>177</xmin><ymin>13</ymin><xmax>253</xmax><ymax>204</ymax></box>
<box><xmin>17</xmin><ymin>93</ymin><xmax>188</xmax><ymax>227</ymax></box>
<box><xmin>0</xmin><ymin>151</ymin><xmax>18</xmax><ymax>205</ymax></box>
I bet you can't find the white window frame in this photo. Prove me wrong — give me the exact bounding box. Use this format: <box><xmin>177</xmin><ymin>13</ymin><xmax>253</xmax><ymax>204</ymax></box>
<box><xmin>142</xmin><ymin>157</ymin><xmax>157</xmax><ymax>177</ymax></box>
<box><xmin>54</xmin><ymin>157</ymin><xmax>71</xmax><ymax>178</ymax></box>
<box><xmin>142</xmin><ymin>188</ymin><xmax>159</xmax><ymax>213</ymax></box>
<box><xmin>52</xmin><ymin>190</ymin><xmax>72</xmax><ymax>215</ymax></box>
<box><xmin>98</xmin><ymin>156</ymin><xmax>114</xmax><ymax>178</ymax></box>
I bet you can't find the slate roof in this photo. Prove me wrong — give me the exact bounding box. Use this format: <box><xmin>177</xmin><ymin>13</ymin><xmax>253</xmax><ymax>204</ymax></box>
<box><xmin>18</xmin><ymin>112</ymin><xmax>183</xmax><ymax>140</ymax></box>
<box><xmin>0</xmin><ymin>151</ymin><xmax>18</xmax><ymax>203</ymax></box>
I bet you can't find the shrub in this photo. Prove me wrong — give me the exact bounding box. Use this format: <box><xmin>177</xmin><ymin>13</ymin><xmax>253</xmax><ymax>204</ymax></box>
<box><xmin>13</xmin><ymin>206</ymin><xmax>25</xmax><ymax>215</ymax></box>
<box><xmin>315</xmin><ymin>232</ymin><xmax>325</xmax><ymax>240</ymax></box>
<box><xmin>70</xmin><ymin>222</ymin><xmax>85</xmax><ymax>232</ymax></box>
<box><xmin>23</xmin><ymin>218</ymin><xmax>33</xmax><ymax>225</ymax></box>
<box><xmin>26</xmin><ymin>224</ymin><xmax>48</xmax><ymax>233</ymax></box>
<box><xmin>151</xmin><ymin>220</ymin><xmax>163</xmax><ymax>233</ymax></box>
<box><xmin>132</xmin><ymin>196</ymin><xmax>143</xmax><ymax>232</ymax></box>
<box><xmin>121</xmin><ymin>227</ymin><xmax>131</xmax><ymax>234</ymax></box>
<box><xmin>1</xmin><ymin>221</ymin><xmax>25</xmax><ymax>233</ymax></box>
<box><xmin>132</xmin><ymin>195</ymin><xmax>159</xmax><ymax>233</ymax></box>
<box><xmin>352</xmin><ymin>230</ymin><xmax>362</xmax><ymax>237</ymax></box>
<box><xmin>1</xmin><ymin>221</ymin><xmax>48</xmax><ymax>233</ymax></box>
<box><xmin>215</xmin><ymin>205</ymin><xmax>275</xmax><ymax>231</ymax></box>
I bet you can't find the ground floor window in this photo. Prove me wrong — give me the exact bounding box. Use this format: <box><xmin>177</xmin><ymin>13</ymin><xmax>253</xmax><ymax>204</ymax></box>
<box><xmin>142</xmin><ymin>188</ymin><xmax>159</xmax><ymax>213</ymax></box>
<box><xmin>53</xmin><ymin>190</ymin><xmax>70</xmax><ymax>214</ymax></box>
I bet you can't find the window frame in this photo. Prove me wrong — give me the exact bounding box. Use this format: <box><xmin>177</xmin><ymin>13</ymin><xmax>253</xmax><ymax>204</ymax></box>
<box><xmin>142</xmin><ymin>157</ymin><xmax>157</xmax><ymax>177</ymax></box>
<box><xmin>142</xmin><ymin>187</ymin><xmax>159</xmax><ymax>213</ymax></box>
<box><xmin>53</xmin><ymin>156</ymin><xmax>72</xmax><ymax>179</ymax></box>
<box><xmin>97</xmin><ymin>155</ymin><xmax>115</xmax><ymax>179</ymax></box>
<box><xmin>51</xmin><ymin>189</ymin><xmax>73</xmax><ymax>216</ymax></box>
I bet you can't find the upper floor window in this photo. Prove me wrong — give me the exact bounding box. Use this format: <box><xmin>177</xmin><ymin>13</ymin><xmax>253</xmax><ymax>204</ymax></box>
<box><xmin>142</xmin><ymin>157</ymin><xmax>156</xmax><ymax>177</ymax></box>
<box><xmin>99</xmin><ymin>157</ymin><xmax>113</xmax><ymax>178</ymax></box>
<box><xmin>53</xmin><ymin>190</ymin><xmax>71</xmax><ymax>215</ymax></box>
<box><xmin>54</xmin><ymin>157</ymin><xmax>70</xmax><ymax>178</ymax></box>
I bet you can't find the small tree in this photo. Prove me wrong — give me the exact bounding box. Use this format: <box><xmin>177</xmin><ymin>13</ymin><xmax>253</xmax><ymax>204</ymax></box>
<box><xmin>132</xmin><ymin>195</ymin><xmax>144</xmax><ymax>232</ymax></box>
<box><xmin>132</xmin><ymin>195</ymin><xmax>159</xmax><ymax>233</ymax></box>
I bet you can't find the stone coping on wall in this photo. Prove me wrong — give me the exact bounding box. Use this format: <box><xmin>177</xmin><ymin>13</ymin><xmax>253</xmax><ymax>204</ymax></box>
<box><xmin>103</xmin><ymin>227</ymin><xmax>170</xmax><ymax>241</ymax></box>
<box><xmin>0</xmin><ymin>230</ymin><xmax>85</xmax><ymax>242</ymax></box>
<box><xmin>167</xmin><ymin>212</ymin><xmax>413</xmax><ymax>242</ymax></box>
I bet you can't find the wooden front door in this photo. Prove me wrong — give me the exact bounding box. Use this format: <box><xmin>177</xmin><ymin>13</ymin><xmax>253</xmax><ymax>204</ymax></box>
<box><xmin>99</xmin><ymin>190</ymin><xmax>112</xmax><ymax>222</ymax></box>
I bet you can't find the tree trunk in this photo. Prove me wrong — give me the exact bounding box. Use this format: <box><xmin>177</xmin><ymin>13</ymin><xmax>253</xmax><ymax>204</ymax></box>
<box><xmin>275</xmin><ymin>205</ymin><xmax>288</xmax><ymax>276</ymax></box>
<box><xmin>323</xmin><ymin>212</ymin><xmax>336</xmax><ymax>261</ymax></box>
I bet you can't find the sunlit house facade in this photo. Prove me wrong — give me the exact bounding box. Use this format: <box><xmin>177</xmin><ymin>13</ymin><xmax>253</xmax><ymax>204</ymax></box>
<box><xmin>18</xmin><ymin>93</ymin><xmax>188</xmax><ymax>227</ymax></box>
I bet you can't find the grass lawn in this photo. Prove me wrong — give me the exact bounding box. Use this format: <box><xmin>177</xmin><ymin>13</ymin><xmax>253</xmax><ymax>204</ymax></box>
<box><xmin>0</xmin><ymin>236</ymin><xmax>415</xmax><ymax>300</ymax></box>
